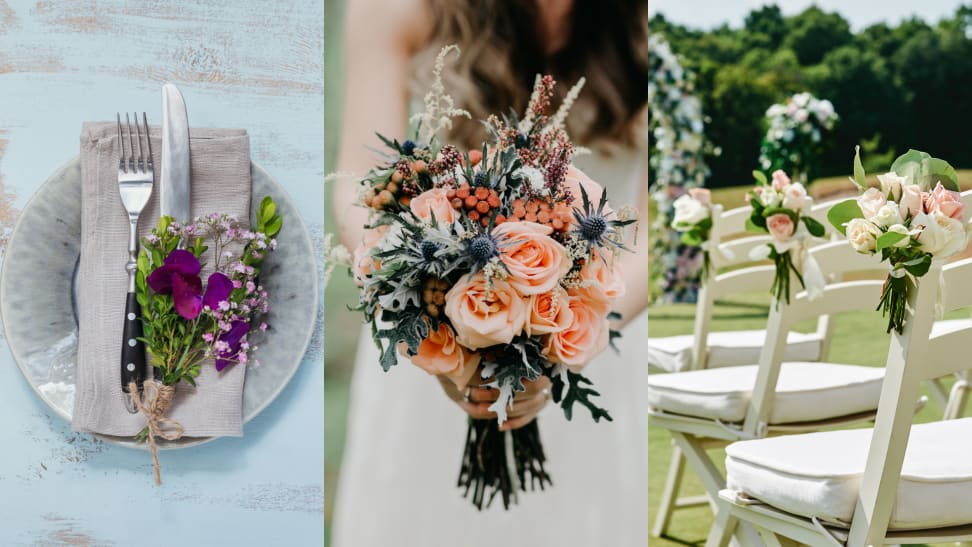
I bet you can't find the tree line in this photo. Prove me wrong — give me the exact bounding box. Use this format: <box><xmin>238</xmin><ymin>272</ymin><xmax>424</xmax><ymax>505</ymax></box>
<box><xmin>650</xmin><ymin>4</ymin><xmax>972</xmax><ymax>187</ymax></box>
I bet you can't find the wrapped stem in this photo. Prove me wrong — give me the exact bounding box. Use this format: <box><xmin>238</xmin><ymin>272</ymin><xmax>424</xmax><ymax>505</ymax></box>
<box><xmin>878</xmin><ymin>272</ymin><xmax>909</xmax><ymax>334</ymax></box>
<box><xmin>457</xmin><ymin>418</ymin><xmax>551</xmax><ymax>510</ymax></box>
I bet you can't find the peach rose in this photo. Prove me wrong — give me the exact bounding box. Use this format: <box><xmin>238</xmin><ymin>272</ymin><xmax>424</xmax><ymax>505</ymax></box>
<box><xmin>399</xmin><ymin>322</ymin><xmax>480</xmax><ymax>389</ymax></box>
<box><xmin>924</xmin><ymin>182</ymin><xmax>966</xmax><ymax>220</ymax></box>
<box><xmin>351</xmin><ymin>225</ymin><xmax>389</xmax><ymax>286</ymax></box>
<box><xmin>688</xmin><ymin>187</ymin><xmax>712</xmax><ymax>205</ymax></box>
<box><xmin>444</xmin><ymin>273</ymin><xmax>527</xmax><ymax>349</ymax></box>
<box><xmin>766</xmin><ymin>213</ymin><xmax>795</xmax><ymax>243</ymax></box>
<box><xmin>542</xmin><ymin>295</ymin><xmax>610</xmax><ymax>371</ymax></box>
<box><xmin>771</xmin><ymin>170</ymin><xmax>791</xmax><ymax>191</ymax></box>
<box><xmin>899</xmin><ymin>184</ymin><xmax>923</xmax><ymax>219</ymax></box>
<box><xmin>571</xmin><ymin>250</ymin><xmax>625</xmax><ymax>311</ymax></box>
<box><xmin>410</xmin><ymin>187</ymin><xmax>456</xmax><ymax>224</ymax></box>
<box><xmin>526</xmin><ymin>286</ymin><xmax>574</xmax><ymax>336</ymax></box>
<box><xmin>563</xmin><ymin>166</ymin><xmax>611</xmax><ymax>214</ymax></box>
<box><xmin>494</xmin><ymin>221</ymin><xmax>571</xmax><ymax>296</ymax></box>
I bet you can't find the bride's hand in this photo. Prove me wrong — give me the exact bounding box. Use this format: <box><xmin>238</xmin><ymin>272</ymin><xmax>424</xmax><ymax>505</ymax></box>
<box><xmin>438</xmin><ymin>375</ymin><xmax>553</xmax><ymax>431</ymax></box>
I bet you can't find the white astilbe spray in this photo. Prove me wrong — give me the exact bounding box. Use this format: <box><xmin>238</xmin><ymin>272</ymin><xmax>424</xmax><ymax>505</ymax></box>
<box><xmin>518</xmin><ymin>74</ymin><xmax>544</xmax><ymax>134</ymax></box>
<box><xmin>323</xmin><ymin>233</ymin><xmax>351</xmax><ymax>289</ymax></box>
<box><xmin>547</xmin><ymin>77</ymin><xmax>586</xmax><ymax>133</ymax></box>
<box><xmin>410</xmin><ymin>45</ymin><xmax>471</xmax><ymax>143</ymax></box>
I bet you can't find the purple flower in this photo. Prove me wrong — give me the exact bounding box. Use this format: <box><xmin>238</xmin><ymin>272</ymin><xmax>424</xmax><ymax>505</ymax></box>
<box><xmin>215</xmin><ymin>320</ymin><xmax>249</xmax><ymax>371</ymax></box>
<box><xmin>147</xmin><ymin>250</ymin><xmax>234</xmax><ymax>320</ymax></box>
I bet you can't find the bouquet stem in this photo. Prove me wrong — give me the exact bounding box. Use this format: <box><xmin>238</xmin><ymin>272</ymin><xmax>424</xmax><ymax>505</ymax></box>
<box><xmin>458</xmin><ymin>418</ymin><xmax>551</xmax><ymax>510</ymax></box>
<box><xmin>770</xmin><ymin>250</ymin><xmax>804</xmax><ymax>307</ymax></box>
<box><xmin>878</xmin><ymin>273</ymin><xmax>908</xmax><ymax>334</ymax></box>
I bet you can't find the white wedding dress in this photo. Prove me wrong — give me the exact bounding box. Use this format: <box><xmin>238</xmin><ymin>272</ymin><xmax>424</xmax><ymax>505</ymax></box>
<box><xmin>331</xmin><ymin>147</ymin><xmax>648</xmax><ymax>547</ymax></box>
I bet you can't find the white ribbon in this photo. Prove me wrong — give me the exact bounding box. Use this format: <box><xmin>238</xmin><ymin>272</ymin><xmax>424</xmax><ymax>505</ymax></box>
<box><xmin>801</xmin><ymin>247</ymin><xmax>825</xmax><ymax>301</ymax></box>
<box><xmin>935</xmin><ymin>267</ymin><xmax>946</xmax><ymax>320</ymax></box>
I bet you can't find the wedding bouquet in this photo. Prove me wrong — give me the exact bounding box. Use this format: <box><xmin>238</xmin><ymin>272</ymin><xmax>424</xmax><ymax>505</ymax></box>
<box><xmin>828</xmin><ymin>148</ymin><xmax>968</xmax><ymax>333</ymax></box>
<box><xmin>759</xmin><ymin>92</ymin><xmax>838</xmax><ymax>182</ymax></box>
<box><xmin>746</xmin><ymin>169</ymin><xmax>826</xmax><ymax>305</ymax></box>
<box><xmin>347</xmin><ymin>46</ymin><xmax>635</xmax><ymax>509</ymax></box>
<box><xmin>670</xmin><ymin>188</ymin><xmax>713</xmax><ymax>282</ymax></box>
<box><xmin>132</xmin><ymin>197</ymin><xmax>281</xmax><ymax>483</ymax></box>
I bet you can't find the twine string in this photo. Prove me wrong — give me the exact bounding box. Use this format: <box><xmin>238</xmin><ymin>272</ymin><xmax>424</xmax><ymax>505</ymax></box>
<box><xmin>128</xmin><ymin>380</ymin><xmax>184</xmax><ymax>485</ymax></box>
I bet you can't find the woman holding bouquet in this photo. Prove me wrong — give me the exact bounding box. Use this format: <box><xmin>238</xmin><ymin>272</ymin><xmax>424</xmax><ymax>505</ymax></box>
<box><xmin>330</xmin><ymin>0</ymin><xmax>649</xmax><ymax>544</ymax></box>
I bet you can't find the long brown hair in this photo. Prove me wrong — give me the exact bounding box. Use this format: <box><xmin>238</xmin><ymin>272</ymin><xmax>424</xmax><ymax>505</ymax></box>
<box><xmin>411</xmin><ymin>0</ymin><xmax>648</xmax><ymax>151</ymax></box>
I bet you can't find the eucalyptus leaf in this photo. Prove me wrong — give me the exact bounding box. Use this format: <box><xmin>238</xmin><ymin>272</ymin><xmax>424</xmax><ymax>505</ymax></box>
<box><xmin>802</xmin><ymin>216</ymin><xmax>825</xmax><ymax>237</ymax></box>
<box><xmin>827</xmin><ymin>199</ymin><xmax>864</xmax><ymax>235</ymax></box>
<box><xmin>752</xmin><ymin>170</ymin><xmax>768</xmax><ymax>186</ymax></box>
<box><xmin>876</xmin><ymin>231</ymin><xmax>907</xmax><ymax>251</ymax></box>
<box><xmin>852</xmin><ymin>145</ymin><xmax>867</xmax><ymax>189</ymax></box>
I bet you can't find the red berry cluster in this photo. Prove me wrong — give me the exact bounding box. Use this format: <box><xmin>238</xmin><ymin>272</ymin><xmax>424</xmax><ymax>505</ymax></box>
<box><xmin>449</xmin><ymin>183</ymin><xmax>502</xmax><ymax>226</ymax></box>
<box><xmin>506</xmin><ymin>198</ymin><xmax>572</xmax><ymax>232</ymax></box>
<box><xmin>422</xmin><ymin>277</ymin><xmax>449</xmax><ymax>317</ymax></box>
<box><xmin>363</xmin><ymin>159</ymin><xmax>429</xmax><ymax>211</ymax></box>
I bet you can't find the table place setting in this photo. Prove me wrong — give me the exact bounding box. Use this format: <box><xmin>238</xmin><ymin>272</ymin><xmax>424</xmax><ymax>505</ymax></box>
<box><xmin>0</xmin><ymin>83</ymin><xmax>318</xmax><ymax>485</ymax></box>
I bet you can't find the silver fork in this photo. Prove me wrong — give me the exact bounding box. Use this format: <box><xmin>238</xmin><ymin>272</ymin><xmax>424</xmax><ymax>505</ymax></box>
<box><xmin>118</xmin><ymin>113</ymin><xmax>153</xmax><ymax>413</ymax></box>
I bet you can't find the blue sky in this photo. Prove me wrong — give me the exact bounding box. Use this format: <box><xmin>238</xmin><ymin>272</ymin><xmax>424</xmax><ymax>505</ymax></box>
<box><xmin>650</xmin><ymin>0</ymin><xmax>967</xmax><ymax>30</ymax></box>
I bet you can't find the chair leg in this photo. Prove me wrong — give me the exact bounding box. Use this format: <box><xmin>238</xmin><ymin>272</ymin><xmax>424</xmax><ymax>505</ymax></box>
<box><xmin>670</xmin><ymin>432</ymin><xmax>726</xmax><ymax>497</ymax></box>
<box><xmin>652</xmin><ymin>444</ymin><xmax>686</xmax><ymax>537</ymax></box>
<box><xmin>705</xmin><ymin>506</ymin><xmax>739</xmax><ymax>547</ymax></box>
<box><xmin>944</xmin><ymin>375</ymin><xmax>970</xmax><ymax>420</ymax></box>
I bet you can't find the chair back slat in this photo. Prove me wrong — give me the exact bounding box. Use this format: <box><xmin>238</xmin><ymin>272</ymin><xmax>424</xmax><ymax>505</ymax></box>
<box><xmin>707</xmin><ymin>266</ymin><xmax>776</xmax><ymax>300</ymax></box>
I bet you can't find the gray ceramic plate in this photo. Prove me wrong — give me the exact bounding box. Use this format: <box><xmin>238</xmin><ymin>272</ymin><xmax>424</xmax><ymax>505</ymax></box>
<box><xmin>0</xmin><ymin>157</ymin><xmax>318</xmax><ymax>449</ymax></box>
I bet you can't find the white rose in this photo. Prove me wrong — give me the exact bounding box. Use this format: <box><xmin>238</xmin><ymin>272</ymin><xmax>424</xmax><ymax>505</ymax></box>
<box><xmin>672</xmin><ymin>194</ymin><xmax>708</xmax><ymax>226</ymax></box>
<box><xmin>760</xmin><ymin>188</ymin><xmax>782</xmax><ymax>208</ymax></box>
<box><xmin>914</xmin><ymin>211</ymin><xmax>967</xmax><ymax>257</ymax></box>
<box><xmin>846</xmin><ymin>218</ymin><xmax>879</xmax><ymax>253</ymax></box>
<box><xmin>872</xmin><ymin>202</ymin><xmax>903</xmax><ymax>228</ymax></box>
<box><xmin>515</xmin><ymin>166</ymin><xmax>546</xmax><ymax>193</ymax></box>
<box><xmin>858</xmin><ymin>187</ymin><xmax>888</xmax><ymax>220</ymax></box>
<box><xmin>782</xmin><ymin>183</ymin><xmax>810</xmax><ymax>211</ymax></box>
<box><xmin>877</xmin><ymin>172</ymin><xmax>907</xmax><ymax>202</ymax></box>
<box><xmin>886</xmin><ymin>223</ymin><xmax>911</xmax><ymax>248</ymax></box>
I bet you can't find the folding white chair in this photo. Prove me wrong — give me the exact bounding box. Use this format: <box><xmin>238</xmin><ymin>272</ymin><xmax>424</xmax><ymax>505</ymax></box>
<box><xmin>648</xmin><ymin>202</ymin><xmax>834</xmax><ymax>374</ymax></box>
<box><xmin>651</xmin><ymin>199</ymin><xmax>842</xmax><ymax>537</ymax></box>
<box><xmin>649</xmin><ymin>239</ymin><xmax>888</xmax><ymax>545</ymax></box>
<box><xmin>710</xmin><ymin>257</ymin><xmax>972</xmax><ymax>547</ymax></box>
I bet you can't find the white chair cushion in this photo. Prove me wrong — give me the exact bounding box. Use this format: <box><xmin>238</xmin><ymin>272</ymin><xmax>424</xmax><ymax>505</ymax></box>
<box><xmin>646</xmin><ymin>362</ymin><xmax>883</xmax><ymax>424</ymax></box>
<box><xmin>726</xmin><ymin>417</ymin><xmax>972</xmax><ymax>530</ymax></box>
<box><xmin>646</xmin><ymin>330</ymin><xmax>823</xmax><ymax>372</ymax></box>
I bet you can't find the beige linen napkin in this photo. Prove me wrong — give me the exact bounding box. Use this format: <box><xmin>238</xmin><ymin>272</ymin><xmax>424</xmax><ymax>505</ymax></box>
<box><xmin>72</xmin><ymin>122</ymin><xmax>251</xmax><ymax>437</ymax></box>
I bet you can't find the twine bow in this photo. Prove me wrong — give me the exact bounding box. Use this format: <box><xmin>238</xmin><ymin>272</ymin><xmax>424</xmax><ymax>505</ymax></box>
<box><xmin>128</xmin><ymin>380</ymin><xmax>184</xmax><ymax>485</ymax></box>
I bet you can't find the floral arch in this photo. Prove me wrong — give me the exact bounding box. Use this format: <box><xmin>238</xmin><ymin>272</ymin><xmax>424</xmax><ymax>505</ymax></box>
<box><xmin>648</xmin><ymin>34</ymin><xmax>713</xmax><ymax>304</ymax></box>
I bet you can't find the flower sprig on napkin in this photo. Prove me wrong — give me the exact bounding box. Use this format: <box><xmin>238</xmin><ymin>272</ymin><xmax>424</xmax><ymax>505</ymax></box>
<box><xmin>136</xmin><ymin>197</ymin><xmax>281</xmax><ymax>386</ymax></box>
<box><xmin>131</xmin><ymin>197</ymin><xmax>281</xmax><ymax>480</ymax></box>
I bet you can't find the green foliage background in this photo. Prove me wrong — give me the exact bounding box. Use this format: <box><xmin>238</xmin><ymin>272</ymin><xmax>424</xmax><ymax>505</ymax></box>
<box><xmin>651</xmin><ymin>4</ymin><xmax>972</xmax><ymax>186</ymax></box>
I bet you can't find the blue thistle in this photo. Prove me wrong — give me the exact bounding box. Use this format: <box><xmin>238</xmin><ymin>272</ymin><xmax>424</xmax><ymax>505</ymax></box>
<box><xmin>572</xmin><ymin>185</ymin><xmax>635</xmax><ymax>256</ymax></box>
<box><xmin>401</xmin><ymin>140</ymin><xmax>417</xmax><ymax>156</ymax></box>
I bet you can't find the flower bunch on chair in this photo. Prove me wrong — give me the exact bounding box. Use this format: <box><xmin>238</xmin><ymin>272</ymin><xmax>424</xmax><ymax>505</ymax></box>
<box><xmin>828</xmin><ymin>148</ymin><xmax>968</xmax><ymax>334</ymax></box>
<box><xmin>670</xmin><ymin>188</ymin><xmax>713</xmax><ymax>283</ymax></box>
<box><xmin>746</xmin><ymin>169</ymin><xmax>825</xmax><ymax>306</ymax></box>
<box><xmin>345</xmin><ymin>46</ymin><xmax>636</xmax><ymax>510</ymax></box>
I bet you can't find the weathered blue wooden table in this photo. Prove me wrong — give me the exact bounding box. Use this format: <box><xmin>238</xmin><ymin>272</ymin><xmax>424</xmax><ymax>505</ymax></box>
<box><xmin>0</xmin><ymin>1</ymin><xmax>324</xmax><ymax>544</ymax></box>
